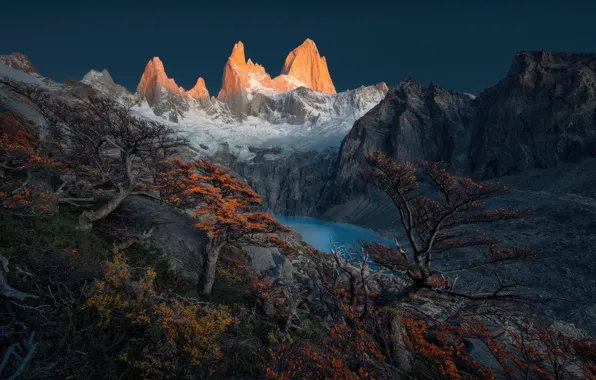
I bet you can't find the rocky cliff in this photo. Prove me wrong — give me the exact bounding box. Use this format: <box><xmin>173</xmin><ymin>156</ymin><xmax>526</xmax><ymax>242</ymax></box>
<box><xmin>317</xmin><ymin>51</ymin><xmax>596</xmax><ymax>223</ymax></box>
<box><xmin>246</xmin><ymin>82</ymin><xmax>387</xmax><ymax>125</ymax></box>
<box><xmin>320</xmin><ymin>78</ymin><xmax>476</xmax><ymax>216</ymax></box>
<box><xmin>470</xmin><ymin>51</ymin><xmax>596</xmax><ymax>178</ymax></box>
<box><xmin>231</xmin><ymin>149</ymin><xmax>337</xmax><ymax>216</ymax></box>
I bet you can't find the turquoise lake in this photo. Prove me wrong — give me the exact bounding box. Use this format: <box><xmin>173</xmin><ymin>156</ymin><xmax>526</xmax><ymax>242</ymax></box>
<box><xmin>275</xmin><ymin>216</ymin><xmax>395</xmax><ymax>254</ymax></box>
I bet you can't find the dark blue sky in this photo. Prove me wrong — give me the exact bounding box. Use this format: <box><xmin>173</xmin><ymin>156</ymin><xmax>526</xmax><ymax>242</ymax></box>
<box><xmin>1</xmin><ymin>0</ymin><xmax>594</xmax><ymax>96</ymax></box>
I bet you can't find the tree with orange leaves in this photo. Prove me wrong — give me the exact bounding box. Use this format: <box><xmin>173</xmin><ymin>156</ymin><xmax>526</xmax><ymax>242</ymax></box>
<box><xmin>363</xmin><ymin>151</ymin><xmax>532</xmax><ymax>304</ymax></box>
<box><xmin>0</xmin><ymin>111</ymin><xmax>63</xmax><ymax>214</ymax></box>
<box><xmin>400</xmin><ymin>312</ymin><xmax>596</xmax><ymax>379</ymax></box>
<box><xmin>259</xmin><ymin>288</ymin><xmax>387</xmax><ymax>380</ymax></box>
<box><xmin>156</xmin><ymin>158</ymin><xmax>289</xmax><ymax>295</ymax></box>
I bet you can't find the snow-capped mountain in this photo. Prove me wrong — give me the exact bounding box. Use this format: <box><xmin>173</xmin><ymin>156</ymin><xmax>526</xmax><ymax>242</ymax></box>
<box><xmin>133</xmin><ymin>84</ymin><xmax>387</xmax><ymax>160</ymax></box>
<box><xmin>82</xmin><ymin>69</ymin><xmax>132</xmax><ymax>100</ymax></box>
<box><xmin>114</xmin><ymin>38</ymin><xmax>386</xmax><ymax>157</ymax></box>
<box><xmin>130</xmin><ymin>38</ymin><xmax>386</xmax><ymax>126</ymax></box>
<box><xmin>0</xmin><ymin>38</ymin><xmax>387</xmax><ymax>160</ymax></box>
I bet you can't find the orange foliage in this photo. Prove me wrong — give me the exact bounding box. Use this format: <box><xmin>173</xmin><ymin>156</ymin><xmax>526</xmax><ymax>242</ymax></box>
<box><xmin>0</xmin><ymin>112</ymin><xmax>62</xmax><ymax>171</ymax></box>
<box><xmin>261</xmin><ymin>288</ymin><xmax>385</xmax><ymax>380</ymax></box>
<box><xmin>0</xmin><ymin>113</ymin><xmax>38</xmax><ymax>164</ymax></box>
<box><xmin>400</xmin><ymin>313</ymin><xmax>596</xmax><ymax>379</ymax></box>
<box><xmin>84</xmin><ymin>248</ymin><xmax>237</xmax><ymax>378</ymax></box>
<box><xmin>157</xmin><ymin>158</ymin><xmax>288</xmax><ymax>241</ymax></box>
<box><xmin>401</xmin><ymin>316</ymin><xmax>496</xmax><ymax>379</ymax></box>
<box><xmin>0</xmin><ymin>113</ymin><xmax>62</xmax><ymax>213</ymax></box>
<box><xmin>264</xmin><ymin>341</ymin><xmax>377</xmax><ymax>380</ymax></box>
<box><xmin>504</xmin><ymin>318</ymin><xmax>596</xmax><ymax>379</ymax></box>
<box><xmin>157</xmin><ymin>158</ymin><xmax>289</xmax><ymax>294</ymax></box>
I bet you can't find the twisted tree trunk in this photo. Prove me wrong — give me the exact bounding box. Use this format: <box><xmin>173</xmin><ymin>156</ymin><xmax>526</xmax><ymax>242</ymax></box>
<box><xmin>78</xmin><ymin>187</ymin><xmax>133</xmax><ymax>231</ymax></box>
<box><xmin>202</xmin><ymin>241</ymin><xmax>226</xmax><ymax>295</ymax></box>
<box><xmin>77</xmin><ymin>152</ymin><xmax>136</xmax><ymax>231</ymax></box>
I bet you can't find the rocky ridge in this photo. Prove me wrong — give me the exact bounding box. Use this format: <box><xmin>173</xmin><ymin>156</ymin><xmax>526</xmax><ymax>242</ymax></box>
<box><xmin>134</xmin><ymin>39</ymin><xmax>385</xmax><ymax>122</ymax></box>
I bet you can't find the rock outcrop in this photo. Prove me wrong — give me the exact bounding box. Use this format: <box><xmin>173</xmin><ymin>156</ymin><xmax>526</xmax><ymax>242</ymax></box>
<box><xmin>119</xmin><ymin>196</ymin><xmax>209</xmax><ymax>283</ymax></box>
<box><xmin>0</xmin><ymin>53</ymin><xmax>38</xmax><ymax>74</ymax></box>
<box><xmin>242</xmin><ymin>245</ymin><xmax>294</xmax><ymax>281</ymax></box>
<box><xmin>279</xmin><ymin>38</ymin><xmax>336</xmax><ymax>94</ymax></box>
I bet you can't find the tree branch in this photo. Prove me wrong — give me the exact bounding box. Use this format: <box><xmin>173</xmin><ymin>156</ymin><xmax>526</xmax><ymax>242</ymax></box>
<box><xmin>0</xmin><ymin>256</ymin><xmax>38</xmax><ymax>301</ymax></box>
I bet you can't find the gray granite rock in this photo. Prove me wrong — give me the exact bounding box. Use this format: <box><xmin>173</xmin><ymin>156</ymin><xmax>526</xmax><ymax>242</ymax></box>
<box><xmin>232</xmin><ymin>148</ymin><xmax>337</xmax><ymax>216</ymax></box>
<box><xmin>470</xmin><ymin>51</ymin><xmax>596</xmax><ymax>178</ymax></box>
<box><xmin>119</xmin><ymin>196</ymin><xmax>208</xmax><ymax>283</ymax></box>
<box><xmin>242</xmin><ymin>245</ymin><xmax>294</xmax><ymax>281</ymax></box>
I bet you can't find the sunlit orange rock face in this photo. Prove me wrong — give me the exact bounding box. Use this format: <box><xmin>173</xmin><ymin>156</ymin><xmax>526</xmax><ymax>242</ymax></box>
<box><xmin>136</xmin><ymin>39</ymin><xmax>344</xmax><ymax>108</ymax></box>
<box><xmin>271</xmin><ymin>74</ymin><xmax>307</xmax><ymax>92</ymax></box>
<box><xmin>217</xmin><ymin>38</ymin><xmax>338</xmax><ymax>102</ymax></box>
<box><xmin>137</xmin><ymin>57</ymin><xmax>209</xmax><ymax>103</ymax></box>
<box><xmin>217</xmin><ymin>42</ymin><xmax>275</xmax><ymax>102</ymax></box>
<box><xmin>186</xmin><ymin>77</ymin><xmax>210</xmax><ymax>100</ymax></box>
<box><xmin>0</xmin><ymin>52</ymin><xmax>38</xmax><ymax>74</ymax></box>
<box><xmin>278</xmin><ymin>38</ymin><xmax>336</xmax><ymax>94</ymax></box>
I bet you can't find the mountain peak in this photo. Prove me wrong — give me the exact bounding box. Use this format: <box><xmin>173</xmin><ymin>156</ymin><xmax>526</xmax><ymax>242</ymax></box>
<box><xmin>136</xmin><ymin>57</ymin><xmax>211</xmax><ymax>103</ymax></box>
<box><xmin>136</xmin><ymin>57</ymin><xmax>186</xmax><ymax>105</ymax></box>
<box><xmin>229</xmin><ymin>42</ymin><xmax>246</xmax><ymax>66</ymax></box>
<box><xmin>376</xmin><ymin>82</ymin><xmax>389</xmax><ymax>92</ymax></box>
<box><xmin>0</xmin><ymin>52</ymin><xmax>38</xmax><ymax>74</ymax></box>
<box><xmin>83</xmin><ymin>68</ymin><xmax>116</xmax><ymax>87</ymax></box>
<box><xmin>280</xmin><ymin>39</ymin><xmax>336</xmax><ymax>94</ymax></box>
<box><xmin>187</xmin><ymin>77</ymin><xmax>210</xmax><ymax>100</ymax></box>
<box><xmin>81</xmin><ymin>68</ymin><xmax>131</xmax><ymax>99</ymax></box>
<box><xmin>300</xmin><ymin>38</ymin><xmax>318</xmax><ymax>50</ymax></box>
<box><xmin>217</xmin><ymin>41</ymin><xmax>274</xmax><ymax>112</ymax></box>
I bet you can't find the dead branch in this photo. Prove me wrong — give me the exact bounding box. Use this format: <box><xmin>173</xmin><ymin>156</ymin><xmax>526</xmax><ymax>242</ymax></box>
<box><xmin>0</xmin><ymin>331</ymin><xmax>37</xmax><ymax>379</ymax></box>
<box><xmin>0</xmin><ymin>256</ymin><xmax>38</xmax><ymax>302</ymax></box>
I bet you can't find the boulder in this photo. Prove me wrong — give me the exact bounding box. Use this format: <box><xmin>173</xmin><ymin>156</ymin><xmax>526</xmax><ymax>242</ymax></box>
<box><xmin>119</xmin><ymin>196</ymin><xmax>209</xmax><ymax>283</ymax></box>
<box><xmin>242</xmin><ymin>245</ymin><xmax>294</xmax><ymax>282</ymax></box>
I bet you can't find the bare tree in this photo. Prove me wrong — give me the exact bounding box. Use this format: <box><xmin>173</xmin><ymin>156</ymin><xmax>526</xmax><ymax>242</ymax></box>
<box><xmin>363</xmin><ymin>151</ymin><xmax>533</xmax><ymax>304</ymax></box>
<box><xmin>1</xmin><ymin>79</ymin><xmax>188</xmax><ymax>230</ymax></box>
